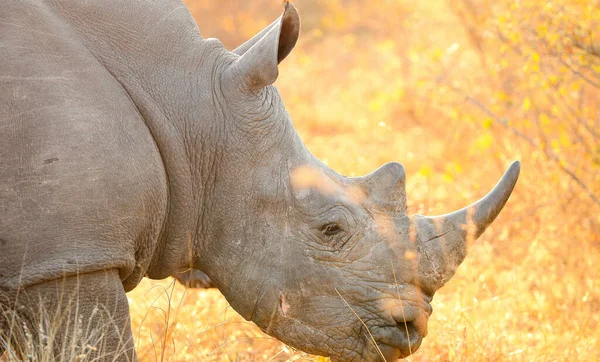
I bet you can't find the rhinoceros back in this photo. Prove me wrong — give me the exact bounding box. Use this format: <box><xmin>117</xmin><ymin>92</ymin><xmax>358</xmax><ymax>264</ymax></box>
<box><xmin>0</xmin><ymin>1</ymin><xmax>169</xmax><ymax>291</ymax></box>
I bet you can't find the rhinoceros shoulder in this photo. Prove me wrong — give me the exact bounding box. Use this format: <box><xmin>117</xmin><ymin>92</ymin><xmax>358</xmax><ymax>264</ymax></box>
<box><xmin>0</xmin><ymin>1</ymin><xmax>173</xmax><ymax>291</ymax></box>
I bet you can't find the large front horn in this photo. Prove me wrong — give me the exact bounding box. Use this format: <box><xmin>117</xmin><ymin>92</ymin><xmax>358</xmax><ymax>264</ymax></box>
<box><xmin>413</xmin><ymin>161</ymin><xmax>520</xmax><ymax>292</ymax></box>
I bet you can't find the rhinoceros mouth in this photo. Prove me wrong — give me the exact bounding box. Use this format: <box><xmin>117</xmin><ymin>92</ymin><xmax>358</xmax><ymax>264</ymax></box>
<box><xmin>370</xmin><ymin>322</ymin><xmax>424</xmax><ymax>360</ymax></box>
<box><xmin>377</xmin><ymin>341</ymin><xmax>423</xmax><ymax>361</ymax></box>
<box><xmin>356</xmin><ymin>302</ymin><xmax>429</xmax><ymax>361</ymax></box>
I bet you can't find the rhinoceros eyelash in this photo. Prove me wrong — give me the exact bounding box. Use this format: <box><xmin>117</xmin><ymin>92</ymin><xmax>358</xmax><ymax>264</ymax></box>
<box><xmin>321</xmin><ymin>223</ymin><xmax>342</xmax><ymax>236</ymax></box>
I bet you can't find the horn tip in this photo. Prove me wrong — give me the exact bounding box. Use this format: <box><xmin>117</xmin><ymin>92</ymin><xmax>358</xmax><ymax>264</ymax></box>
<box><xmin>509</xmin><ymin>160</ymin><xmax>521</xmax><ymax>173</ymax></box>
<box><xmin>505</xmin><ymin>160</ymin><xmax>521</xmax><ymax>186</ymax></box>
<box><xmin>284</xmin><ymin>1</ymin><xmax>297</xmax><ymax>12</ymax></box>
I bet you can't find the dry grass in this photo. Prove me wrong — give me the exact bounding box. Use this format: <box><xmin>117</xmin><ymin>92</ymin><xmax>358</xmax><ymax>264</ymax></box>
<box><xmin>1</xmin><ymin>294</ymin><xmax>132</xmax><ymax>362</ymax></box>
<box><xmin>129</xmin><ymin>279</ymin><xmax>316</xmax><ymax>361</ymax></box>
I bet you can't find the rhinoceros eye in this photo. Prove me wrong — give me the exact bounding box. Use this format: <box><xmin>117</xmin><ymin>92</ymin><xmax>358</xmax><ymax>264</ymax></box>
<box><xmin>321</xmin><ymin>223</ymin><xmax>342</xmax><ymax>236</ymax></box>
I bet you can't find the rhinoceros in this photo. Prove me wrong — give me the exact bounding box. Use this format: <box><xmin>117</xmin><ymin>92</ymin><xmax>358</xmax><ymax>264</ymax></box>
<box><xmin>0</xmin><ymin>1</ymin><xmax>519</xmax><ymax>361</ymax></box>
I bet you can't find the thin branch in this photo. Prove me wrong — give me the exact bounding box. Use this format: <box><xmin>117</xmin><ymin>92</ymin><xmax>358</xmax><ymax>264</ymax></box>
<box><xmin>548</xmin><ymin>150</ymin><xmax>600</xmax><ymax>206</ymax></box>
<box><xmin>532</xmin><ymin>105</ymin><xmax>600</xmax><ymax>207</ymax></box>
<box><xmin>446</xmin><ymin>83</ymin><xmax>537</xmax><ymax>147</ymax></box>
<box><xmin>447</xmin><ymin>83</ymin><xmax>600</xmax><ymax>208</ymax></box>
<box><xmin>560</xmin><ymin>58</ymin><xmax>600</xmax><ymax>89</ymax></box>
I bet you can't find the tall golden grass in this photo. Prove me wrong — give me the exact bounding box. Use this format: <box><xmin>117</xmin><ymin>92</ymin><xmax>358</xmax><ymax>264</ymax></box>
<box><xmin>127</xmin><ymin>0</ymin><xmax>599</xmax><ymax>360</ymax></box>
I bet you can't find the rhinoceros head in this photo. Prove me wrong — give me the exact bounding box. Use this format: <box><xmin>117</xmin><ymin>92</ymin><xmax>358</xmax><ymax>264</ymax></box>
<box><xmin>195</xmin><ymin>3</ymin><xmax>519</xmax><ymax>361</ymax></box>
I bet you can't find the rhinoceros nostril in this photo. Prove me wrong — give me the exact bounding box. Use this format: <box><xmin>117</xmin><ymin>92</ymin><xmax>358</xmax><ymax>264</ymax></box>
<box><xmin>391</xmin><ymin>304</ymin><xmax>430</xmax><ymax>336</ymax></box>
<box><xmin>397</xmin><ymin>321</ymin><xmax>422</xmax><ymax>345</ymax></box>
<box><xmin>394</xmin><ymin>311</ymin><xmax>429</xmax><ymax>342</ymax></box>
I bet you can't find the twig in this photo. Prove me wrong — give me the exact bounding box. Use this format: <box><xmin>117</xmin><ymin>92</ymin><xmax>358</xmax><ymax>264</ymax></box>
<box><xmin>446</xmin><ymin>83</ymin><xmax>537</xmax><ymax>147</ymax></box>
<box><xmin>445</xmin><ymin>82</ymin><xmax>600</xmax><ymax>208</ymax></box>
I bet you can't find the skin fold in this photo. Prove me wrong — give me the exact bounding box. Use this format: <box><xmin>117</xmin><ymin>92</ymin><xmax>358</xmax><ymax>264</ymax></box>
<box><xmin>172</xmin><ymin>269</ymin><xmax>214</xmax><ymax>288</ymax></box>
<box><xmin>0</xmin><ymin>1</ymin><xmax>519</xmax><ymax>360</ymax></box>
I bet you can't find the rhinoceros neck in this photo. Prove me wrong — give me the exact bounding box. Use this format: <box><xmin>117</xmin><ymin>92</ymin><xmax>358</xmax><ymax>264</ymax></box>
<box><xmin>50</xmin><ymin>0</ymin><xmax>234</xmax><ymax>278</ymax></box>
<box><xmin>102</xmin><ymin>48</ymin><xmax>231</xmax><ymax>278</ymax></box>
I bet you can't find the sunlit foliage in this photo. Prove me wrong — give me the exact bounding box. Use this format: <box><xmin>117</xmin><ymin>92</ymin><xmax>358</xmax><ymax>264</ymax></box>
<box><xmin>128</xmin><ymin>0</ymin><xmax>600</xmax><ymax>360</ymax></box>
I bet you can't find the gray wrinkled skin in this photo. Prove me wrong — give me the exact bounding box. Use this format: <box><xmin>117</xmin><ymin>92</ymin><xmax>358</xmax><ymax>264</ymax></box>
<box><xmin>173</xmin><ymin>269</ymin><xmax>214</xmax><ymax>288</ymax></box>
<box><xmin>0</xmin><ymin>1</ymin><xmax>519</xmax><ymax>361</ymax></box>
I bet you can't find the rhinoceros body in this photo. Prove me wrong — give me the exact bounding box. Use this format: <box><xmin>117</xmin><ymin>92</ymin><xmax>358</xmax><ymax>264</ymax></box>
<box><xmin>0</xmin><ymin>1</ymin><xmax>519</xmax><ymax>361</ymax></box>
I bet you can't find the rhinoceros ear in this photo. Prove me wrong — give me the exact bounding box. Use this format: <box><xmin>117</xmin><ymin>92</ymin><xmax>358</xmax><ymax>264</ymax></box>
<box><xmin>226</xmin><ymin>2</ymin><xmax>300</xmax><ymax>90</ymax></box>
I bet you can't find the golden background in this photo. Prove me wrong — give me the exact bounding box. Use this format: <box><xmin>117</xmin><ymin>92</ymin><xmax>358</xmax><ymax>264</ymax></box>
<box><xmin>128</xmin><ymin>0</ymin><xmax>600</xmax><ymax>360</ymax></box>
